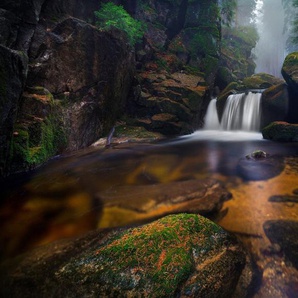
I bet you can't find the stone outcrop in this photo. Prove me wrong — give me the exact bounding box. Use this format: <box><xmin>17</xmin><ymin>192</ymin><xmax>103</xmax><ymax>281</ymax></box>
<box><xmin>215</xmin><ymin>26</ymin><xmax>258</xmax><ymax>90</ymax></box>
<box><xmin>282</xmin><ymin>52</ymin><xmax>298</xmax><ymax>91</ymax></box>
<box><xmin>0</xmin><ymin>214</ymin><xmax>250</xmax><ymax>297</ymax></box>
<box><xmin>281</xmin><ymin>52</ymin><xmax>298</xmax><ymax>123</ymax></box>
<box><xmin>0</xmin><ymin>45</ymin><xmax>28</xmax><ymax>175</ymax></box>
<box><xmin>0</xmin><ymin>1</ymin><xmax>136</xmax><ymax>175</ymax></box>
<box><xmin>129</xmin><ymin>72</ymin><xmax>209</xmax><ymax>135</ymax></box>
<box><xmin>8</xmin><ymin>87</ymin><xmax>66</xmax><ymax>173</ymax></box>
<box><xmin>261</xmin><ymin>83</ymin><xmax>289</xmax><ymax>128</ymax></box>
<box><xmin>262</xmin><ymin>121</ymin><xmax>298</xmax><ymax>142</ymax></box>
<box><xmin>27</xmin><ymin>17</ymin><xmax>135</xmax><ymax>150</ymax></box>
<box><xmin>126</xmin><ymin>0</ymin><xmax>221</xmax><ymax>134</ymax></box>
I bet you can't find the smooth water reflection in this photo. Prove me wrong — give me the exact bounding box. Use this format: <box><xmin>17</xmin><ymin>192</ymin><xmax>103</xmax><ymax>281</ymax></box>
<box><xmin>1</xmin><ymin>132</ymin><xmax>298</xmax><ymax>279</ymax></box>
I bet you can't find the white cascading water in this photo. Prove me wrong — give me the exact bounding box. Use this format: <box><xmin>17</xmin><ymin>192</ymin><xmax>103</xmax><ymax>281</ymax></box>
<box><xmin>251</xmin><ymin>0</ymin><xmax>288</xmax><ymax>78</ymax></box>
<box><xmin>204</xmin><ymin>92</ymin><xmax>262</xmax><ymax>132</ymax></box>
<box><xmin>204</xmin><ymin>98</ymin><xmax>220</xmax><ymax>130</ymax></box>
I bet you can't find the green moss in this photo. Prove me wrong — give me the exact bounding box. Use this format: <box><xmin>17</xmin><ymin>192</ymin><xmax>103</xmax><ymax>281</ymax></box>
<box><xmin>62</xmin><ymin>214</ymin><xmax>228</xmax><ymax>296</ymax></box>
<box><xmin>9</xmin><ymin>97</ymin><xmax>66</xmax><ymax>172</ymax></box>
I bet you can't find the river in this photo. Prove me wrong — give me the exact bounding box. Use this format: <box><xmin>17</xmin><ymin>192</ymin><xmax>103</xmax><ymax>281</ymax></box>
<box><xmin>1</xmin><ymin>131</ymin><xmax>298</xmax><ymax>295</ymax></box>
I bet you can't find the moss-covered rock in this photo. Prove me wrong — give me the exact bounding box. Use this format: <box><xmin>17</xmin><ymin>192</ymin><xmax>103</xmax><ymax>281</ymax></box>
<box><xmin>242</xmin><ymin>73</ymin><xmax>284</xmax><ymax>90</ymax></box>
<box><xmin>261</xmin><ymin>83</ymin><xmax>289</xmax><ymax>128</ymax></box>
<box><xmin>1</xmin><ymin>214</ymin><xmax>249</xmax><ymax>297</ymax></box>
<box><xmin>262</xmin><ymin>121</ymin><xmax>298</xmax><ymax>142</ymax></box>
<box><xmin>281</xmin><ymin>52</ymin><xmax>298</xmax><ymax>91</ymax></box>
<box><xmin>8</xmin><ymin>87</ymin><xmax>66</xmax><ymax>173</ymax></box>
<box><xmin>215</xmin><ymin>26</ymin><xmax>258</xmax><ymax>90</ymax></box>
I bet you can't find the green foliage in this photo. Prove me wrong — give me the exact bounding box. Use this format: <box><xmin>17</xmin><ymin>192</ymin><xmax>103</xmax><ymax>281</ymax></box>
<box><xmin>219</xmin><ymin>0</ymin><xmax>237</xmax><ymax>26</ymax></box>
<box><xmin>283</xmin><ymin>0</ymin><xmax>298</xmax><ymax>47</ymax></box>
<box><xmin>94</xmin><ymin>2</ymin><xmax>145</xmax><ymax>46</ymax></box>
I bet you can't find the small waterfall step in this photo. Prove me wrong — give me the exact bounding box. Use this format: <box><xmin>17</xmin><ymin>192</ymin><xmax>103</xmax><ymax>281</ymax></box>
<box><xmin>204</xmin><ymin>91</ymin><xmax>262</xmax><ymax>132</ymax></box>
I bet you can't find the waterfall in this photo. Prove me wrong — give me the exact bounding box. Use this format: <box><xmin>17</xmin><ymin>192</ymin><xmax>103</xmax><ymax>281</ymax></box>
<box><xmin>251</xmin><ymin>0</ymin><xmax>288</xmax><ymax>78</ymax></box>
<box><xmin>204</xmin><ymin>92</ymin><xmax>262</xmax><ymax>132</ymax></box>
<box><xmin>204</xmin><ymin>98</ymin><xmax>220</xmax><ymax>130</ymax></box>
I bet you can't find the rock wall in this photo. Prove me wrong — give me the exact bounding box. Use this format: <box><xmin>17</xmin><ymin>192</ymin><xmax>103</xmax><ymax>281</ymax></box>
<box><xmin>0</xmin><ymin>0</ymin><xmax>135</xmax><ymax>175</ymax></box>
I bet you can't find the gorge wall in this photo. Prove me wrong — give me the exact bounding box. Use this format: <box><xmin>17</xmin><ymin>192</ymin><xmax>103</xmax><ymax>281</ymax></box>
<box><xmin>2</xmin><ymin>0</ymin><xmax>294</xmax><ymax>176</ymax></box>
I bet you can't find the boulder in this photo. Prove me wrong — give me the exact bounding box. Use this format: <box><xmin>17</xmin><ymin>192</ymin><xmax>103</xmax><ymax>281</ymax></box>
<box><xmin>0</xmin><ymin>45</ymin><xmax>28</xmax><ymax>176</ymax></box>
<box><xmin>262</xmin><ymin>121</ymin><xmax>298</xmax><ymax>142</ymax></box>
<box><xmin>261</xmin><ymin>83</ymin><xmax>289</xmax><ymax>128</ymax></box>
<box><xmin>27</xmin><ymin>17</ymin><xmax>135</xmax><ymax>150</ymax></box>
<box><xmin>281</xmin><ymin>52</ymin><xmax>298</xmax><ymax>123</ymax></box>
<box><xmin>96</xmin><ymin>178</ymin><xmax>232</xmax><ymax>228</ymax></box>
<box><xmin>0</xmin><ymin>214</ymin><xmax>249</xmax><ymax>298</ymax></box>
<box><xmin>282</xmin><ymin>52</ymin><xmax>298</xmax><ymax>91</ymax></box>
<box><xmin>237</xmin><ymin>154</ymin><xmax>285</xmax><ymax>181</ymax></box>
<box><xmin>242</xmin><ymin>73</ymin><xmax>284</xmax><ymax>90</ymax></box>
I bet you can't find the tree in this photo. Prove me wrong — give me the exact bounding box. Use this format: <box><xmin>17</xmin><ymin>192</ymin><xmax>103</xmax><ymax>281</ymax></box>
<box><xmin>283</xmin><ymin>0</ymin><xmax>298</xmax><ymax>47</ymax></box>
<box><xmin>94</xmin><ymin>2</ymin><xmax>145</xmax><ymax>46</ymax></box>
<box><xmin>219</xmin><ymin>0</ymin><xmax>237</xmax><ymax>26</ymax></box>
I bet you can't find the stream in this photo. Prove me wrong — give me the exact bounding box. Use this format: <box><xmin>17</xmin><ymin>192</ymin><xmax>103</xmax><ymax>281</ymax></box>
<box><xmin>1</xmin><ymin>130</ymin><xmax>298</xmax><ymax>296</ymax></box>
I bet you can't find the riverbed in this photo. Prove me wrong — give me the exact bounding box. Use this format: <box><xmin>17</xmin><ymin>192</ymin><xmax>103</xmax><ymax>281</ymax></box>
<box><xmin>1</xmin><ymin>131</ymin><xmax>298</xmax><ymax>296</ymax></box>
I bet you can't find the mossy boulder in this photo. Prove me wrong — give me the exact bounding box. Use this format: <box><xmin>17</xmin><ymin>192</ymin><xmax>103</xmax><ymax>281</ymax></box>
<box><xmin>1</xmin><ymin>214</ymin><xmax>249</xmax><ymax>297</ymax></box>
<box><xmin>8</xmin><ymin>86</ymin><xmax>66</xmax><ymax>173</ymax></box>
<box><xmin>261</xmin><ymin>83</ymin><xmax>289</xmax><ymax>128</ymax></box>
<box><xmin>262</xmin><ymin>121</ymin><xmax>298</xmax><ymax>142</ymax></box>
<box><xmin>242</xmin><ymin>73</ymin><xmax>284</xmax><ymax>90</ymax></box>
<box><xmin>281</xmin><ymin>52</ymin><xmax>298</xmax><ymax>91</ymax></box>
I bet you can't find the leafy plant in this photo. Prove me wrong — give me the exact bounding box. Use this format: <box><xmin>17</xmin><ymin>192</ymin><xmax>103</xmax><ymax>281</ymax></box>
<box><xmin>94</xmin><ymin>2</ymin><xmax>145</xmax><ymax>46</ymax></box>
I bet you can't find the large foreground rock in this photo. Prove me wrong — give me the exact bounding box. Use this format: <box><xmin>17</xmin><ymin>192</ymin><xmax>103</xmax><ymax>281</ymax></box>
<box><xmin>0</xmin><ymin>214</ymin><xmax>249</xmax><ymax>297</ymax></box>
<box><xmin>262</xmin><ymin>121</ymin><xmax>298</xmax><ymax>142</ymax></box>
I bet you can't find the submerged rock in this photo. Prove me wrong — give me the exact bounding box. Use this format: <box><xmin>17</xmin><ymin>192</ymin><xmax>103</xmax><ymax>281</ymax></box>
<box><xmin>262</xmin><ymin>121</ymin><xmax>298</xmax><ymax>142</ymax></box>
<box><xmin>0</xmin><ymin>214</ymin><xmax>250</xmax><ymax>298</ymax></box>
<box><xmin>96</xmin><ymin>178</ymin><xmax>232</xmax><ymax>228</ymax></box>
<box><xmin>237</xmin><ymin>154</ymin><xmax>285</xmax><ymax>181</ymax></box>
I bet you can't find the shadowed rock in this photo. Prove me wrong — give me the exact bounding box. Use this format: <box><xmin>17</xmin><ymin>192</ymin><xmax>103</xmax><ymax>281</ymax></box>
<box><xmin>0</xmin><ymin>214</ymin><xmax>251</xmax><ymax>298</ymax></box>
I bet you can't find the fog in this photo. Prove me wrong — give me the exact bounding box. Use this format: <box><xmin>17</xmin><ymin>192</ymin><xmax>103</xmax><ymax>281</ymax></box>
<box><xmin>252</xmin><ymin>0</ymin><xmax>288</xmax><ymax>78</ymax></box>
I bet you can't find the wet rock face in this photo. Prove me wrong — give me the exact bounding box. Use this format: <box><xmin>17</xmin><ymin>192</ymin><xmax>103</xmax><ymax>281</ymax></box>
<box><xmin>27</xmin><ymin>17</ymin><xmax>135</xmax><ymax>150</ymax></box>
<box><xmin>0</xmin><ymin>214</ymin><xmax>249</xmax><ymax>298</ymax></box>
<box><xmin>0</xmin><ymin>45</ymin><xmax>28</xmax><ymax>175</ymax></box>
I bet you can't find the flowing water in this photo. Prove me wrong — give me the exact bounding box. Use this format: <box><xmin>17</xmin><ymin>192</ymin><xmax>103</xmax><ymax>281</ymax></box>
<box><xmin>1</xmin><ymin>87</ymin><xmax>297</xmax><ymax>295</ymax></box>
<box><xmin>204</xmin><ymin>92</ymin><xmax>262</xmax><ymax>132</ymax></box>
<box><xmin>0</xmin><ymin>131</ymin><xmax>298</xmax><ymax>295</ymax></box>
